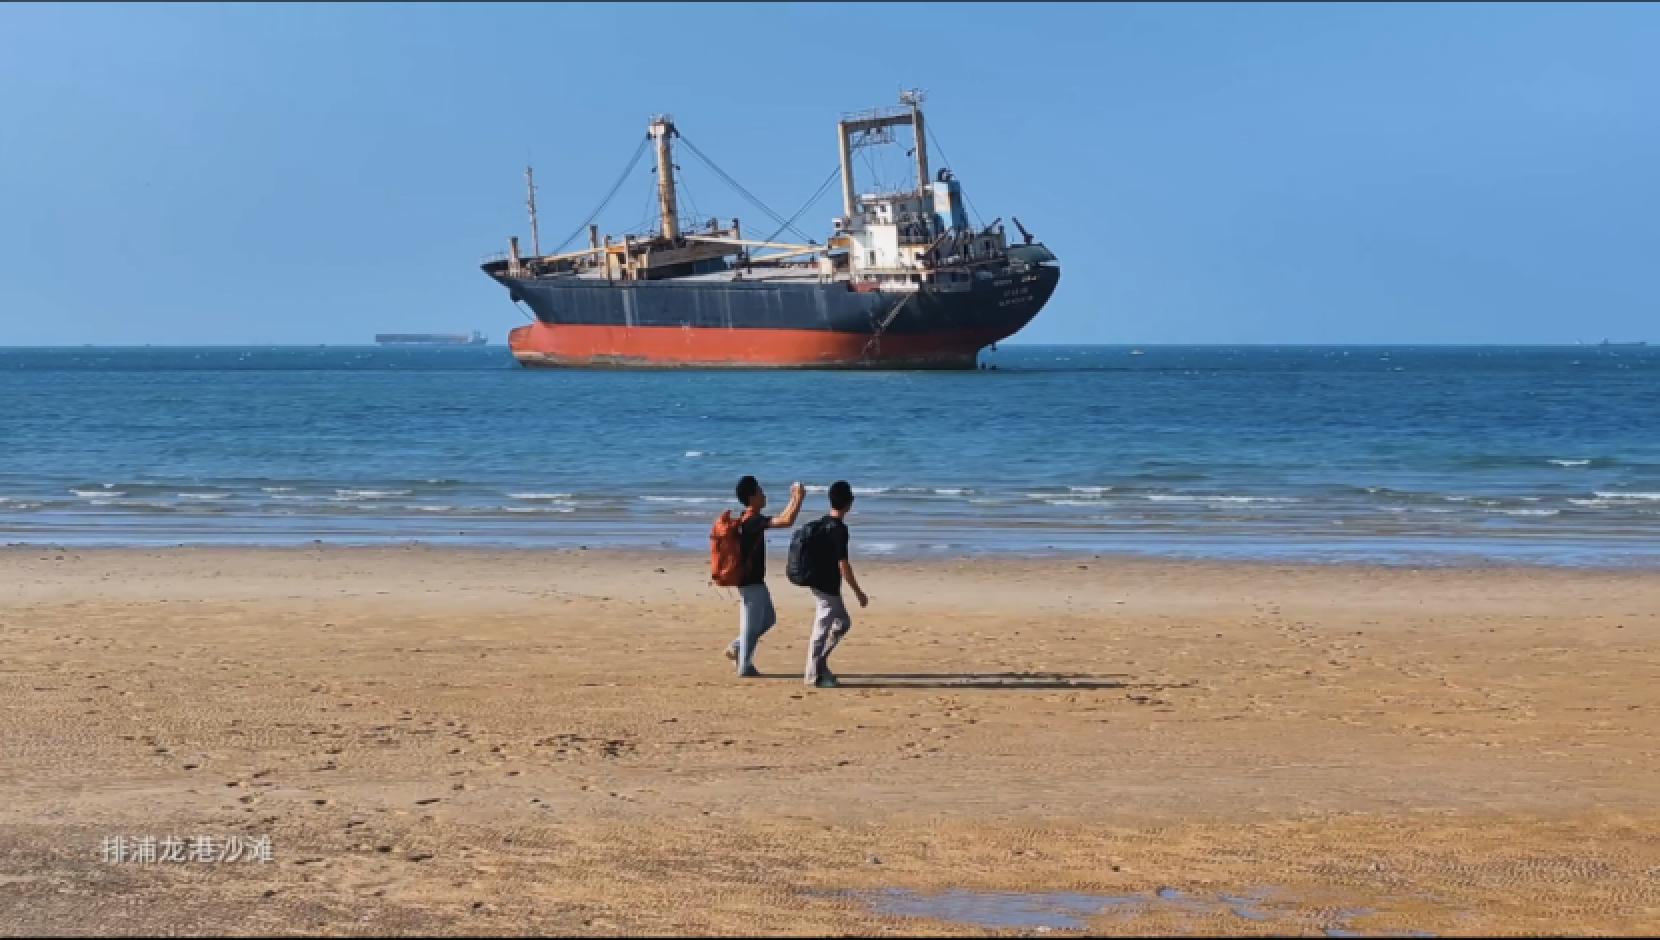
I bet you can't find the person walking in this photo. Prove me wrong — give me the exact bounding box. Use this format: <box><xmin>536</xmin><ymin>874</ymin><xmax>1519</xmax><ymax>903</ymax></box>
<box><xmin>801</xmin><ymin>480</ymin><xmax>867</xmax><ymax>688</ymax></box>
<box><xmin>719</xmin><ymin>475</ymin><xmax>804</xmax><ymax>677</ymax></box>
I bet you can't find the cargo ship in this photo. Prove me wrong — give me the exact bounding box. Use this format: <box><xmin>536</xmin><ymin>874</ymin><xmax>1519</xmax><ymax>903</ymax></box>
<box><xmin>375</xmin><ymin>331</ymin><xmax>488</xmax><ymax>346</ymax></box>
<box><xmin>480</xmin><ymin>92</ymin><xmax>1059</xmax><ymax>369</ymax></box>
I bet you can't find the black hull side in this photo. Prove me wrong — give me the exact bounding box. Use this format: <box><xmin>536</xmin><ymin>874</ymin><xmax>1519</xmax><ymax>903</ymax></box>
<box><xmin>501</xmin><ymin>266</ymin><xmax>1059</xmax><ymax>340</ymax></box>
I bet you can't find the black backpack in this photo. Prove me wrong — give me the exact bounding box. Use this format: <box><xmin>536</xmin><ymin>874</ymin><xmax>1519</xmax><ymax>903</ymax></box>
<box><xmin>786</xmin><ymin>516</ymin><xmax>835</xmax><ymax>587</ymax></box>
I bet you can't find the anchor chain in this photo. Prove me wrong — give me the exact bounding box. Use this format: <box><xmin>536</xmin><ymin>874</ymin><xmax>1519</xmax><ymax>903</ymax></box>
<box><xmin>861</xmin><ymin>294</ymin><xmax>912</xmax><ymax>362</ymax></box>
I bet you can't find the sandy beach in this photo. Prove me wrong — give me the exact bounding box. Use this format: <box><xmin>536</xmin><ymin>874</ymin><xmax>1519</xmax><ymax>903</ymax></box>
<box><xmin>1</xmin><ymin>545</ymin><xmax>1656</xmax><ymax>935</ymax></box>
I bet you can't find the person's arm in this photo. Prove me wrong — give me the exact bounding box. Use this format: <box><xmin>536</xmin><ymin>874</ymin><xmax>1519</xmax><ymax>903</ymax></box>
<box><xmin>769</xmin><ymin>482</ymin><xmax>806</xmax><ymax>528</ymax></box>
<box><xmin>841</xmin><ymin>559</ymin><xmax>868</xmax><ymax>607</ymax></box>
<box><xmin>837</xmin><ymin>526</ymin><xmax>866</xmax><ymax>606</ymax></box>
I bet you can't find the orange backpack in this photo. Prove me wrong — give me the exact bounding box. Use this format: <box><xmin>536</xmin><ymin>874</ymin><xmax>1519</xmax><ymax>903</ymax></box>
<box><xmin>709</xmin><ymin>509</ymin><xmax>753</xmax><ymax>587</ymax></box>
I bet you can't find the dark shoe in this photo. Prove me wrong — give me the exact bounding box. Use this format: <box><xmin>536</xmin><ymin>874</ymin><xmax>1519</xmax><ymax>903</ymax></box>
<box><xmin>738</xmin><ymin>666</ymin><xmax>762</xmax><ymax>679</ymax></box>
<box><xmin>813</xmin><ymin>675</ymin><xmax>839</xmax><ymax>689</ymax></box>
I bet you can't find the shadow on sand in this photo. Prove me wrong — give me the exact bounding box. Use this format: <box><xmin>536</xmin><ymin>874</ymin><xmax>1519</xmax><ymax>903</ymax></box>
<box><xmin>828</xmin><ymin>671</ymin><xmax>1150</xmax><ymax>690</ymax></box>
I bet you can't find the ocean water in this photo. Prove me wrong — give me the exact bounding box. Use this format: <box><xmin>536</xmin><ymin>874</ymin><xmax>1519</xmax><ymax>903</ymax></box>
<box><xmin>1</xmin><ymin>344</ymin><xmax>1656</xmax><ymax>566</ymax></box>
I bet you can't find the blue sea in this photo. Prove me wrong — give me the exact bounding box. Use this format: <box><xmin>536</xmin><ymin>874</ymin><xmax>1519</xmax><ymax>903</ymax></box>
<box><xmin>2</xmin><ymin>344</ymin><xmax>1656</xmax><ymax>566</ymax></box>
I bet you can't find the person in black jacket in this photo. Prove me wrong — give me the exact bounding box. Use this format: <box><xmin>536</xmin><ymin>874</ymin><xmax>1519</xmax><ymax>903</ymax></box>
<box><xmin>803</xmin><ymin>480</ymin><xmax>868</xmax><ymax>688</ymax></box>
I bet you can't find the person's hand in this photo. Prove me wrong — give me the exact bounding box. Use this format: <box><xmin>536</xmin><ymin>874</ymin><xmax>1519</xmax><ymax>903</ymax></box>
<box><xmin>791</xmin><ymin>481</ymin><xmax>805</xmax><ymax>498</ymax></box>
<box><xmin>855</xmin><ymin>590</ymin><xmax>869</xmax><ymax>608</ymax></box>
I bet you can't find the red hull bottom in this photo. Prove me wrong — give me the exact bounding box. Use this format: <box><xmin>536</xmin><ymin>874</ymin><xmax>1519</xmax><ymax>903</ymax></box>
<box><xmin>508</xmin><ymin>323</ymin><xmax>1000</xmax><ymax>369</ymax></box>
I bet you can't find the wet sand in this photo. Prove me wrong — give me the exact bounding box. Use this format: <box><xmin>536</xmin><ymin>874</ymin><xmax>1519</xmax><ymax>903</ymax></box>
<box><xmin>1</xmin><ymin>546</ymin><xmax>1657</xmax><ymax>935</ymax></box>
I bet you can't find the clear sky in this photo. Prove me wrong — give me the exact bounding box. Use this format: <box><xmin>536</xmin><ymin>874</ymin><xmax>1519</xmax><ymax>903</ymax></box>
<box><xmin>1</xmin><ymin>2</ymin><xmax>1655</xmax><ymax>345</ymax></box>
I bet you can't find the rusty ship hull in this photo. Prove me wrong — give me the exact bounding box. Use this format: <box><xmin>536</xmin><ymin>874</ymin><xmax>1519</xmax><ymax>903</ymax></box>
<box><xmin>499</xmin><ymin>264</ymin><xmax>1058</xmax><ymax>369</ymax></box>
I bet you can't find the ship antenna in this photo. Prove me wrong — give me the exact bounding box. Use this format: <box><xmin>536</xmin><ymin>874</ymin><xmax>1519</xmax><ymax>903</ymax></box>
<box><xmin>525</xmin><ymin>165</ymin><xmax>542</xmax><ymax>257</ymax></box>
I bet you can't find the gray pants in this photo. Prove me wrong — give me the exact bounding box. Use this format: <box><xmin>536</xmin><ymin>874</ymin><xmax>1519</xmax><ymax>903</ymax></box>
<box><xmin>729</xmin><ymin>582</ymin><xmax>777</xmax><ymax>674</ymax></box>
<box><xmin>804</xmin><ymin>588</ymin><xmax>853</xmax><ymax>684</ymax></box>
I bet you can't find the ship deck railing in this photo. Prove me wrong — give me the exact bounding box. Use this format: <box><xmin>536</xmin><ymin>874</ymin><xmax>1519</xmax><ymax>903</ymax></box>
<box><xmin>841</xmin><ymin>104</ymin><xmax>912</xmax><ymax>124</ymax></box>
<box><xmin>553</xmin><ymin>268</ymin><xmax>833</xmax><ymax>285</ymax></box>
<box><xmin>538</xmin><ymin>264</ymin><xmax>978</xmax><ymax>286</ymax></box>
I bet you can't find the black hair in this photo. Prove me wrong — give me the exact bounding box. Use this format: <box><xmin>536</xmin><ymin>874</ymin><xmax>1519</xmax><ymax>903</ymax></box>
<box><xmin>828</xmin><ymin>480</ymin><xmax>854</xmax><ymax>511</ymax></box>
<box><xmin>736</xmin><ymin>475</ymin><xmax>760</xmax><ymax>507</ymax></box>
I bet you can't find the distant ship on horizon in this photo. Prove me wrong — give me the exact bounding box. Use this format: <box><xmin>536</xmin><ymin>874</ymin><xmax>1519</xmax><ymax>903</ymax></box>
<box><xmin>374</xmin><ymin>330</ymin><xmax>488</xmax><ymax>346</ymax></box>
<box><xmin>1597</xmin><ymin>339</ymin><xmax>1647</xmax><ymax>347</ymax></box>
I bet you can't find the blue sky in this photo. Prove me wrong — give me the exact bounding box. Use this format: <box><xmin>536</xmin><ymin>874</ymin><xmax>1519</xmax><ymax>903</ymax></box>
<box><xmin>1</xmin><ymin>2</ymin><xmax>1655</xmax><ymax>345</ymax></box>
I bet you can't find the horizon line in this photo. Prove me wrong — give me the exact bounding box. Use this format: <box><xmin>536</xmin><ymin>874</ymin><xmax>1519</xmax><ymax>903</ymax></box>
<box><xmin>0</xmin><ymin>341</ymin><xmax>1648</xmax><ymax>350</ymax></box>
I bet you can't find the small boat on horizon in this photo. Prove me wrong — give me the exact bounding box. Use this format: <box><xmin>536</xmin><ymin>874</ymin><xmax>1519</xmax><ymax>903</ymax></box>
<box><xmin>375</xmin><ymin>331</ymin><xmax>488</xmax><ymax>346</ymax></box>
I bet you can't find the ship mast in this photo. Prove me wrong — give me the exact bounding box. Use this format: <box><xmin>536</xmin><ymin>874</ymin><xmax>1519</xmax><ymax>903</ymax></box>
<box><xmin>901</xmin><ymin>88</ymin><xmax>928</xmax><ymax>196</ymax></box>
<box><xmin>650</xmin><ymin>115</ymin><xmax>680</xmax><ymax>240</ymax></box>
<box><xmin>525</xmin><ymin>165</ymin><xmax>541</xmax><ymax>257</ymax></box>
